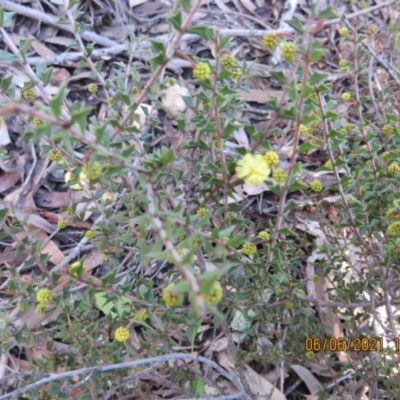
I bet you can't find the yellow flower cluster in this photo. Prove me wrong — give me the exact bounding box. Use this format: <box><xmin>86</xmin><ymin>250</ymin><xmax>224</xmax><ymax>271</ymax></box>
<box><xmin>48</xmin><ymin>149</ymin><xmax>62</xmax><ymax>162</ymax></box>
<box><xmin>242</xmin><ymin>242</ymin><xmax>256</xmax><ymax>256</ymax></box>
<box><xmin>272</xmin><ymin>168</ymin><xmax>288</xmax><ymax>183</ymax></box>
<box><xmin>162</xmin><ymin>284</ymin><xmax>184</xmax><ymax>307</ymax></box>
<box><xmin>33</xmin><ymin>117</ymin><xmax>44</xmax><ymax>126</ymax></box>
<box><xmin>310</xmin><ymin>179</ymin><xmax>323</xmax><ymax>192</ymax></box>
<box><xmin>137</xmin><ymin>308</ymin><xmax>148</xmax><ymax>321</ymax></box>
<box><xmin>22</xmin><ymin>89</ymin><xmax>35</xmax><ymax>100</ymax></box>
<box><xmin>341</xmin><ymin>92</ymin><xmax>351</xmax><ymax>101</ymax></box>
<box><xmin>258</xmin><ymin>231</ymin><xmax>270</xmax><ymax>240</ymax></box>
<box><xmin>193</xmin><ymin>62</ymin><xmax>212</xmax><ymax>81</ymax></box>
<box><xmin>197</xmin><ymin>207</ymin><xmax>208</xmax><ymax>218</ymax></box>
<box><xmin>87</xmin><ymin>83</ymin><xmax>98</xmax><ymax>94</ymax></box>
<box><xmin>281</xmin><ymin>42</ymin><xmax>296</xmax><ymax>63</ymax></box>
<box><xmin>114</xmin><ymin>326</ymin><xmax>130</xmax><ymax>342</ymax></box>
<box><xmin>388</xmin><ymin>222</ymin><xmax>400</xmax><ymax>235</ymax></box>
<box><xmin>339</xmin><ymin>59</ymin><xmax>349</xmax><ymax>73</ymax></box>
<box><xmin>36</xmin><ymin>288</ymin><xmax>52</xmax><ymax>306</ymax></box>
<box><xmin>230</xmin><ymin>67</ymin><xmax>242</xmax><ymax>80</ymax></box>
<box><xmin>299</xmin><ymin>124</ymin><xmax>309</xmax><ymax>136</ymax></box>
<box><xmin>204</xmin><ymin>282</ymin><xmax>223</xmax><ymax>305</ymax></box>
<box><xmin>57</xmin><ymin>220</ymin><xmax>67</xmax><ymax>229</ymax></box>
<box><xmin>262</xmin><ymin>32</ymin><xmax>280</xmax><ymax>49</ymax></box>
<box><xmin>339</xmin><ymin>27</ymin><xmax>349</xmax><ymax>36</ymax></box>
<box><xmin>220</xmin><ymin>54</ymin><xmax>236</xmax><ymax>69</ymax></box>
<box><xmin>324</xmin><ymin>160</ymin><xmax>333</xmax><ymax>169</ymax></box>
<box><xmin>382</xmin><ymin>124</ymin><xmax>394</xmax><ymax>135</ymax></box>
<box><xmin>85</xmin><ymin>230</ymin><xmax>94</xmax><ymax>240</ymax></box>
<box><xmin>264</xmin><ymin>151</ymin><xmax>279</xmax><ymax>166</ymax></box>
<box><xmin>388</xmin><ymin>162</ymin><xmax>400</xmax><ymax>175</ymax></box>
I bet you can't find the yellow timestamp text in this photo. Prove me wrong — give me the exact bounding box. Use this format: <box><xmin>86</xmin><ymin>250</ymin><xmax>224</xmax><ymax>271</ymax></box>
<box><xmin>304</xmin><ymin>337</ymin><xmax>389</xmax><ymax>352</ymax></box>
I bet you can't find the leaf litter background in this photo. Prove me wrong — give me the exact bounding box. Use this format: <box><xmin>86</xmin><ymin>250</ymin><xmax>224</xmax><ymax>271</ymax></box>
<box><xmin>0</xmin><ymin>0</ymin><xmax>399</xmax><ymax>399</ymax></box>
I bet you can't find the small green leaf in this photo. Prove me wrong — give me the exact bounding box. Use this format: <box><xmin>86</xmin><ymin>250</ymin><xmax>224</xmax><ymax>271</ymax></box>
<box><xmin>181</xmin><ymin>95</ymin><xmax>193</xmax><ymax>109</ymax></box>
<box><xmin>150</xmin><ymin>39</ymin><xmax>165</xmax><ymax>53</ymax></box>
<box><xmin>41</xmin><ymin>66</ymin><xmax>53</xmax><ymax>87</ymax></box>
<box><xmin>308</xmin><ymin>71</ymin><xmax>328</xmax><ymax>85</ymax></box>
<box><xmin>56</xmin><ymin>17</ymin><xmax>70</xmax><ymax>25</ymax></box>
<box><xmin>85</xmin><ymin>43</ymin><xmax>94</xmax><ymax>57</ymax></box>
<box><xmin>94</xmin><ymin>291</ymin><xmax>133</xmax><ymax>319</ymax></box>
<box><xmin>176</xmin><ymin>115</ymin><xmax>185</xmax><ymax>132</ymax></box>
<box><xmin>19</xmin><ymin>38</ymin><xmax>34</xmax><ymax>63</ymax></box>
<box><xmin>269</xmin><ymin>70</ymin><xmax>286</xmax><ymax>85</ymax></box>
<box><xmin>265</xmin><ymin>97</ymin><xmax>278</xmax><ymax>111</ymax></box>
<box><xmin>223</xmin><ymin>122</ymin><xmax>241</xmax><ymax>137</ymax></box>
<box><xmin>316</xmin><ymin>7</ymin><xmax>338</xmax><ymax>20</ymax></box>
<box><xmin>179</xmin><ymin>0</ymin><xmax>191</xmax><ymax>12</ymax></box>
<box><xmin>0</xmin><ymin>50</ymin><xmax>15</xmax><ymax>62</ymax></box>
<box><xmin>280</xmin><ymin>105</ymin><xmax>297</xmax><ymax>120</ymax></box>
<box><xmin>1</xmin><ymin>75</ymin><xmax>13</xmax><ymax>91</ymax></box>
<box><xmin>190</xmin><ymin>379</ymin><xmax>206</xmax><ymax>396</ymax></box>
<box><xmin>167</xmin><ymin>11</ymin><xmax>182</xmax><ymax>30</ymax></box>
<box><xmin>309</xmin><ymin>42</ymin><xmax>327</xmax><ymax>63</ymax></box>
<box><xmin>0</xmin><ymin>207</ymin><xmax>8</xmax><ymax>219</ymax></box>
<box><xmin>0</xmin><ymin>7</ymin><xmax>4</xmax><ymax>26</ymax></box>
<box><xmin>284</xmin><ymin>17</ymin><xmax>304</xmax><ymax>34</ymax></box>
<box><xmin>151</xmin><ymin>52</ymin><xmax>166</xmax><ymax>67</ymax></box>
<box><xmin>50</xmin><ymin>84</ymin><xmax>68</xmax><ymax>118</ymax></box>
<box><xmin>187</xmin><ymin>25</ymin><xmax>216</xmax><ymax>41</ymax></box>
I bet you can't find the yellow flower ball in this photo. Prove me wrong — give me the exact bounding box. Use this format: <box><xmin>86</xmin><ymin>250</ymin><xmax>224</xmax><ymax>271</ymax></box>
<box><xmin>272</xmin><ymin>168</ymin><xmax>288</xmax><ymax>183</ymax></box>
<box><xmin>197</xmin><ymin>207</ymin><xmax>208</xmax><ymax>218</ymax></box>
<box><xmin>204</xmin><ymin>282</ymin><xmax>223</xmax><ymax>305</ymax></box>
<box><xmin>262</xmin><ymin>32</ymin><xmax>279</xmax><ymax>49</ymax></box>
<box><xmin>310</xmin><ymin>179</ymin><xmax>323</xmax><ymax>192</ymax></box>
<box><xmin>57</xmin><ymin>220</ymin><xmax>67</xmax><ymax>229</ymax></box>
<box><xmin>388</xmin><ymin>162</ymin><xmax>400</xmax><ymax>176</ymax></box>
<box><xmin>48</xmin><ymin>149</ymin><xmax>62</xmax><ymax>162</ymax></box>
<box><xmin>258</xmin><ymin>231</ymin><xmax>270</xmax><ymax>240</ymax></box>
<box><xmin>285</xmin><ymin>301</ymin><xmax>294</xmax><ymax>310</ymax></box>
<box><xmin>114</xmin><ymin>326</ymin><xmax>130</xmax><ymax>342</ymax></box>
<box><xmin>137</xmin><ymin>308</ymin><xmax>148</xmax><ymax>321</ymax></box>
<box><xmin>388</xmin><ymin>222</ymin><xmax>400</xmax><ymax>236</ymax></box>
<box><xmin>36</xmin><ymin>288</ymin><xmax>52</xmax><ymax>306</ymax></box>
<box><xmin>220</xmin><ymin>54</ymin><xmax>236</xmax><ymax>69</ymax></box>
<box><xmin>22</xmin><ymin>89</ymin><xmax>35</xmax><ymax>100</ymax></box>
<box><xmin>341</xmin><ymin>92</ymin><xmax>351</xmax><ymax>101</ymax></box>
<box><xmin>87</xmin><ymin>83</ymin><xmax>98</xmax><ymax>94</ymax></box>
<box><xmin>339</xmin><ymin>27</ymin><xmax>349</xmax><ymax>36</ymax></box>
<box><xmin>299</xmin><ymin>124</ymin><xmax>309</xmax><ymax>136</ymax></box>
<box><xmin>382</xmin><ymin>124</ymin><xmax>394</xmax><ymax>135</ymax></box>
<box><xmin>193</xmin><ymin>62</ymin><xmax>212</xmax><ymax>81</ymax></box>
<box><xmin>263</xmin><ymin>151</ymin><xmax>279</xmax><ymax>166</ymax></box>
<box><xmin>230</xmin><ymin>67</ymin><xmax>242</xmax><ymax>80</ymax></box>
<box><xmin>101</xmin><ymin>191</ymin><xmax>115</xmax><ymax>202</ymax></box>
<box><xmin>236</xmin><ymin>154</ymin><xmax>271</xmax><ymax>185</ymax></box>
<box><xmin>242</xmin><ymin>242</ymin><xmax>256</xmax><ymax>256</ymax></box>
<box><xmin>281</xmin><ymin>42</ymin><xmax>296</xmax><ymax>62</ymax></box>
<box><xmin>36</xmin><ymin>304</ymin><xmax>46</xmax><ymax>314</ymax></box>
<box><xmin>162</xmin><ymin>284</ymin><xmax>184</xmax><ymax>307</ymax></box>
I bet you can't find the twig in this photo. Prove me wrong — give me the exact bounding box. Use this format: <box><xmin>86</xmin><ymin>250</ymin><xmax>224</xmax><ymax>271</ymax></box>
<box><xmin>0</xmin><ymin>353</ymin><xmax>251</xmax><ymax>400</ymax></box>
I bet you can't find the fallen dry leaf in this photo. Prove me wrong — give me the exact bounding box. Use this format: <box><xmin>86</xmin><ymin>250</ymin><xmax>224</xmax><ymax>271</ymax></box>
<box><xmin>237</xmin><ymin>89</ymin><xmax>283</xmax><ymax>104</ymax></box>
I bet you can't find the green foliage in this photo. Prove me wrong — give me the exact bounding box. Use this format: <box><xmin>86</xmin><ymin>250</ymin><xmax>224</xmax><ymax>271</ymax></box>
<box><xmin>2</xmin><ymin>4</ymin><xmax>400</xmax><ymax>400</ymax></box>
